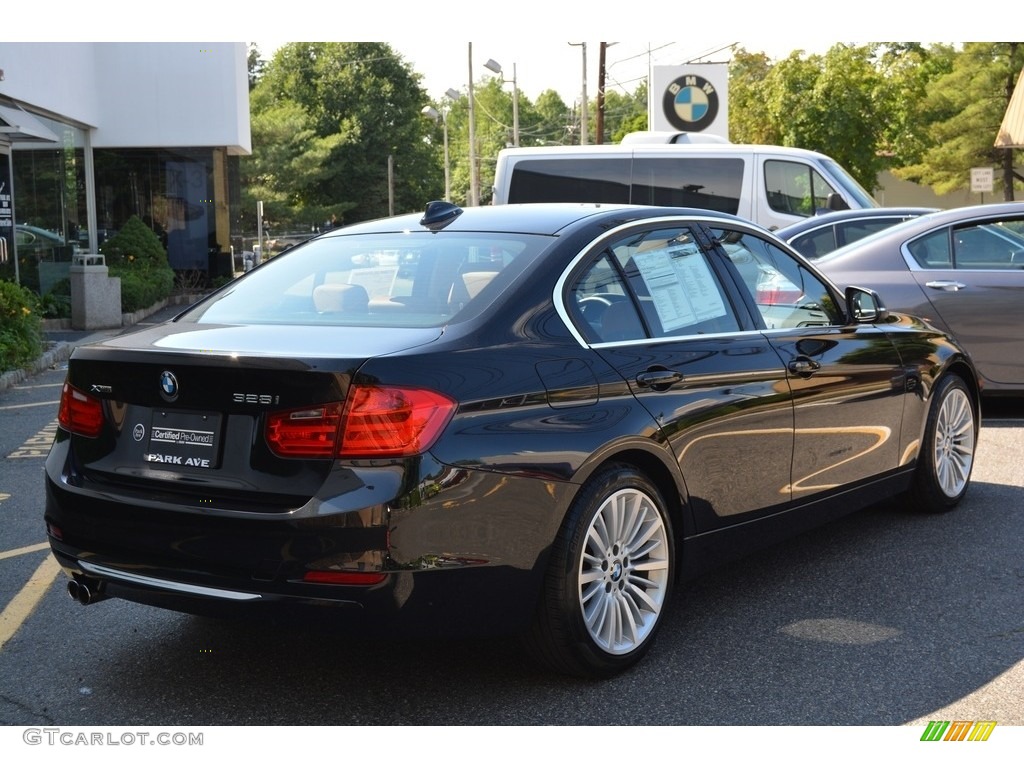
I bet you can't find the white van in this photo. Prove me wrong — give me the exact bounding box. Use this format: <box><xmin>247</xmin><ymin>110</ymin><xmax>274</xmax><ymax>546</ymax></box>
<box><xmin>491</xmin><ymin>135</ymin><xmax>878</xmax><ymax>231</ymax></box>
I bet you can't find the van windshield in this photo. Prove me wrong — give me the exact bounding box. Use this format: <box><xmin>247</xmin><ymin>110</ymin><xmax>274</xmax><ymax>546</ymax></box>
<box><xmin>820</xmin><ymin>158</ymin><xmax>878</xmax><ymax>209</ymax></box>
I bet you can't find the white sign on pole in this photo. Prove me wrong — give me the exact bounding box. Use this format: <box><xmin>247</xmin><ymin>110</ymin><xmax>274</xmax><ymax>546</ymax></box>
<box><xmin>649</xmin><ymin>64</ymin><xmax>729</xmax><ymax>139</ymax></box>
<box><xmin>970</xmin><ymin>167</ymin><xmax>994</xmax><ymax>194</ymax></box>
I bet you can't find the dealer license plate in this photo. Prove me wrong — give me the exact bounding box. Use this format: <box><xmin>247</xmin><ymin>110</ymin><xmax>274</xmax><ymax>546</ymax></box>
<box><xmin>145</xmin><ymin>411</ymin><xmax>221</xmax><ymax>469</ymax></box>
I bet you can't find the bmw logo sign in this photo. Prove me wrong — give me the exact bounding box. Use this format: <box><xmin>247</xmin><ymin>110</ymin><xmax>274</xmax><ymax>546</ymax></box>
<box><xmin>662</xmin><ymin>74</ymin><xmax>719</xmax><ymax>132</ymax></box>
<box><xmin>159</xmin><ymin>371</ymin><xmax>179</xmax><ymax>402</ymax></box>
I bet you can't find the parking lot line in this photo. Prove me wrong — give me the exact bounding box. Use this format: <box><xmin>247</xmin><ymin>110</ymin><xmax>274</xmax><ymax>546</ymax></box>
<box><xmin>0</xmin><ymin>542</ymin><xmax>51</xmax><ymax>561</ymax></box>
<box><xmin>0</xmin><ymin>552</ymin><xmax>62</xmax><ymax>652</ymax></box>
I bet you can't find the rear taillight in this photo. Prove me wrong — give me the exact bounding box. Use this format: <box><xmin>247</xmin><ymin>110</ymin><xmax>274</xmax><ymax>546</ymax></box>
<box><xmin>266</xmin><ymin>403</ymin><xmax>344</xmax><ymax>458</ymax></box>
<box><xmin>57</xmin><ymin>381</ymin><xmax>104</xmax><ymax>438</ymax></box>
<box><xmin>265</xmin><ymin>385</ymin><xmax>455</xmax><ymax>459</ymax></box>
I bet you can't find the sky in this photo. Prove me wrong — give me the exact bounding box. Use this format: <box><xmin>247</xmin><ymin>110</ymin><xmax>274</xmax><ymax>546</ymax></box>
<box><xmin>7</xmin><ymin>2</ymin><xmax>994</xmax><ymax>107</ymax></box>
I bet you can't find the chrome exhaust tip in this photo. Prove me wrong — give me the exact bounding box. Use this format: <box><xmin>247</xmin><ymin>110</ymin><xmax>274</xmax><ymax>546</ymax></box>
<box><xmin>67</xmin><ymin>577</ymin><xmax>108</xmax><ymax>605</ymax></box>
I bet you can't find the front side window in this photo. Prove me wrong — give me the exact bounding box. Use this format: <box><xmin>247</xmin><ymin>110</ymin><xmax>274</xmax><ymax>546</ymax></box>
<box><xmin>764</xmin><ymin>160</ymin><xmax>840</xmax><ymax>218</ymax></box>
<box><xmin>952</xmin><ymin>220</ymin><xmax>1024</xmax><ymax>268</ymax></box>
<box><xmin>712</xmin><ymin>227</ymin><xmax>842</xmax><ymax>330</ymax></box>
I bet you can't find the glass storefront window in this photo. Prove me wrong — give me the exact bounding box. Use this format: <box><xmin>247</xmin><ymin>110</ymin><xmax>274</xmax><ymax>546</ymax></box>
<box><xmin>4</xmin><ymin>114</ymin><xmax>86</xmax><ymax>294</ymax></box>
<box><xmin>94</xmin><ymin>148</ymin><xmax>216</xmax><ymax>272</ymax></box>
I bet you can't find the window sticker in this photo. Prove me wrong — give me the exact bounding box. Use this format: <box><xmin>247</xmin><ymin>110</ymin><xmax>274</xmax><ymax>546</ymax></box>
<box><xmin>632</xmin><ymin>243</ymin><xmax>727</xmax><ymax>332</ymax></box>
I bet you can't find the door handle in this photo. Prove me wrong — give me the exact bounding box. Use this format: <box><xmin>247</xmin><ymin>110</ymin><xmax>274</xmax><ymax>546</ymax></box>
<box><xmin>925</xmin><ymin>280</ymin><xmax>967</xmax><ymax>292</ymax></box>
<box><xmin>787</xmin><ymin>357</ymin><xmax>821</xmax><ymax>377</ymax></box>
<box><xmin>636</xmin><ymin>369</ymin><xmax>684</xmax><ymax>390</ymax></box>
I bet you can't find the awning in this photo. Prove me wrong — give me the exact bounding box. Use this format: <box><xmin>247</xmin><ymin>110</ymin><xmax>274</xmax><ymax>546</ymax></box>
<box><xmin>0</xmin><ymin>103</ymin><xmax>59</xmax><ymax>143</ymax></box>
<box><xmin>995</xmin><ymin>66</ymin><xmax>1024</xmax><ymax>149</ymax></box>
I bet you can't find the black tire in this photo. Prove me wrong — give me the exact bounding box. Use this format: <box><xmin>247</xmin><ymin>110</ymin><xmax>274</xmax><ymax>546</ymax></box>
<box><xmin>911</xmin><ymin>374</ymin><xmax>976</xmax><ymax>513</ymax></box>
<box><xmin>524</xmin><ymin>464</ymin><xmax>675</xmax><ymax>678</ymax></box>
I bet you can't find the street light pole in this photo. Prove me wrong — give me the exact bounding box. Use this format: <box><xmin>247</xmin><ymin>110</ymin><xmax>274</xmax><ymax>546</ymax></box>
<box><xmin>421</xmin><ymin>104</ymin><xmax>452</xmax><ymax>201</ymax></box>
<box><xmin>569</xmin><ymin>42</ymin><xmax>589</xmax><ymax>145</ymax></box>
<box><xmin>483</xmin><ymin>58</ymin><xmax>519</xmax><ymax>147</ymax></box>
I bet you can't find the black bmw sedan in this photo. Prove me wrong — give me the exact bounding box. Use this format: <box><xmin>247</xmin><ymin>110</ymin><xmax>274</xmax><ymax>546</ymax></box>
<box><xmin>45</xmin><ymin>201</ymin><xmax>980</xmax><ymax>677</ymax></box>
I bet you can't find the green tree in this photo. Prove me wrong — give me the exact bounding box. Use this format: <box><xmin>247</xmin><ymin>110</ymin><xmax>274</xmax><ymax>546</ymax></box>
<box><xmin>247</xmin><ymin>43</ymin><xmax>265</xmax><ymax>91</ymax></box>
<box><xmin>602</xmin><ymin>84</ymin><xmax>648</xmax><ymax>144</ymax></box>
<box><xmin>892</xmin><ymin>42</ymin><xmax>1023</xmax><ymax>200</ymax></box>
<box><xmin>759</xmin><ymin>45</ymin><xmax>892</xmax><ymax>191</ymax></box>
<box><xmin>728</xmin><ymin>48</ymin><xmax>778</xmax><ymax>144</ymax></box>
<box><xmin>242</xmin><ymin>42</ymin><xmax>438</xmax><ymax>227</ymax></box>
<box><xmin>872</xmin><ymin>43</ymin><xmax>956</xmax><ymax>168</ymax></box>
<box><xmin>532</xmin><ymin>90</ymin><xmax>575</xmax><ymax>145</ymax></box>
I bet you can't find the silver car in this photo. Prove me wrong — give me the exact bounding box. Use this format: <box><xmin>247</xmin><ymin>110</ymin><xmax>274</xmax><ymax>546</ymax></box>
<box><xmin>815</xmin><ymin>202</ymin><xmax>1024</xmax><ymax>395</ymax></box>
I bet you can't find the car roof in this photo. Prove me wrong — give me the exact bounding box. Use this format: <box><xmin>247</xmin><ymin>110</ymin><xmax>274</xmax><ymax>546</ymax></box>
<box><xmin>774</xmin><ymin>207</ymin><xmax>940</xmax><ymax>239</ymax></box>
<box><xmin>324</xmin><ymin>202</ymin><xmax>759</xmax><ymax>238</ymax></box>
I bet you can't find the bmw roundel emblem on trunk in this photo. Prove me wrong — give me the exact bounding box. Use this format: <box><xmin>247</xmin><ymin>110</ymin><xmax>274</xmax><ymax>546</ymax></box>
<box><xmin>159</xmin><ymin>371</ymin><xmax>179</xmax><ymax>401</ymax></box>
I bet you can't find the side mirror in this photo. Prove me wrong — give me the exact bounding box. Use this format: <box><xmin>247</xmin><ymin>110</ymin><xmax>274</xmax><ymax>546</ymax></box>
<box><xmin>826</xmin><ymin>192</ymin><xmax>850</xmax><ymax>212</ymax></box>
<box><xmin>845</xmin><ymin>286</ymin><xmax>889</xmax><ymax>323</ymax></box>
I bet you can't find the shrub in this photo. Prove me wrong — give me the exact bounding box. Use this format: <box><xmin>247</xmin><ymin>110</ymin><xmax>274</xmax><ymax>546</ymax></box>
<box><xmin>38</xmin><ymin>279</ymin><xmax>72</xmax><ymax>319</ymax></box>
<box><xmin>100</xmin><ymin>216</ymin><xmax>175</xmax><ymax>312</ymax></box>
<box><xmin>113</xmin><ymin>262</ymin><xmax>175</xmax><ymax>313</ymax></box>
<box><xmin>101</xmin><ymin>215</ymin><xmax>168</xmax><ymax>267</ymax></box>
<box><xmin>0</xmin><ymin>280</ymin><xmax>43</xmax><ymax>374</ymax></box>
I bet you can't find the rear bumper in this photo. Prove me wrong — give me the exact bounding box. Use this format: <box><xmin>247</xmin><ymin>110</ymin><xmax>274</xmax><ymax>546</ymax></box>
<box><xmin>44</xmin><ymin>451</ymin><xmax>575</xmax><ymax>634</ymax></box>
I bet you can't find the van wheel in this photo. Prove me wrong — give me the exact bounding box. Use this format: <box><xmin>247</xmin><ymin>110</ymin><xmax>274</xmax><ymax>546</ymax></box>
<box><xmin>525</xmin><ymin>465</ymin><xmax>674</xmax><ymax>677</ymax></box>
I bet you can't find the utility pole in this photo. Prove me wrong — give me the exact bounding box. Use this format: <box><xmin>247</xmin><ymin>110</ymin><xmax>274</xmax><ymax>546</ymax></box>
<box><xmin>467</xmin><ymin>43</ymin><xmax>479</xmax><ymax>206</ymax></box>
<box><xmin>570</xmin><ymin>42</ymin><xmax>588</xmax><ymax>145</ymax></box>
<box><xmin>597</xmin><ymin>42</ymin><xmax>608</xmax><ymax>144</ymax></box>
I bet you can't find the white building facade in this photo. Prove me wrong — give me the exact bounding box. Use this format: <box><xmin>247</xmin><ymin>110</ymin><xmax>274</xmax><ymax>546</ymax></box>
<box><xmin>0</xmin><ymin>42</ymin><xmax>251</xmax><ymax>292</ymax></box>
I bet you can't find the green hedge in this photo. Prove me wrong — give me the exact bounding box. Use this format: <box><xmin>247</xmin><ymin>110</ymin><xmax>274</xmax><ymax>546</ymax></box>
<box><xmin>0</xmin><ymin>280</ymin><xmax>43</xmax><ymax>374</ymax></box>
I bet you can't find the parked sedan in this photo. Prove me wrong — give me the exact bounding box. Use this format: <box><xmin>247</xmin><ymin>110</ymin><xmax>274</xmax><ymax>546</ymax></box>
<box><xmin>815</xmin><ymin>201</ymin><xmax>1024</xmax><ymax>395</ymax></box>
<box><xmin>775</xmin><ymin>207</ymin><xmax>938</xmax><ymax>260</ymax></box>
<box><xmin>46</xmin><ymin>201</ymin><xmax>980</xmax><ymax>677</ymax></box>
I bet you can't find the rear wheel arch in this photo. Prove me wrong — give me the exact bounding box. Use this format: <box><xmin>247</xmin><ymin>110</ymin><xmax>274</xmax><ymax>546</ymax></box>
<box><xmin>572</xmin><ymin>445</ymin><xmax>689</xmax><ymax>541</ymax></box>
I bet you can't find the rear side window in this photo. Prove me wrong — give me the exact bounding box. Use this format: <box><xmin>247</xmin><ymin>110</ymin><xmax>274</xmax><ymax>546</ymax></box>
<box><xmin>631</xmin><ymin>158</ymin><xmax>743</xmax><ymax>214</ymax></box>
<box><xmin>568</xmin><ymin>226</ymin><xmax>741</xmax><ymax>343</ymax></box>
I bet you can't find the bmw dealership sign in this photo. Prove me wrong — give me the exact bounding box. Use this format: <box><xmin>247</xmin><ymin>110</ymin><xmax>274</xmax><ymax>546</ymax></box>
<box><xmin>650</xmin><ymin>64</ymin><xmax>729</xmax><ymax>139</ymax></box>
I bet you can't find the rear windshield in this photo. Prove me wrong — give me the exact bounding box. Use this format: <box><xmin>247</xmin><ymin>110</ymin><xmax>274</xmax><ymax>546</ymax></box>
<box><xmin>181</xmin><ymin>231</ymin><xmax>553</xmax><ymax>327</ymax></box>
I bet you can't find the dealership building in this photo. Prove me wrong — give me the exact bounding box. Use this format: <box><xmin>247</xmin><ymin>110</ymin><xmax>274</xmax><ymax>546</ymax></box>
<box><xmin>0</xmin><ymin>42</ymin><xmax>251</xmax><ymax>293</ymax></box>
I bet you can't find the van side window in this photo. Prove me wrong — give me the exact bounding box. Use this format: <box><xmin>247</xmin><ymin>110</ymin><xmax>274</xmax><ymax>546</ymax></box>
<box><xmin>764</xmin><ymin>160</ymin><xmax>841</xmax><ymax>218</ymax></box>
<box><xmin>631</xmin><ymin>158</ymin><xmax>743</xmax><ymax>214</ymax></box>
<box><xmin>508</xmin><ymin>159</ymin><xmax>631</xmax><ymax>204</ymax></box>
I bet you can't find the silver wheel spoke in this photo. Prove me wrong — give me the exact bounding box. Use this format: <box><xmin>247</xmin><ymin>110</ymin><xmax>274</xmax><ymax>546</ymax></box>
<box><xmin>578</xmin><ymin>486</ymin><xmax>670</xmax><ymax>655</ymax></box>
<box><xmin>933</xmin><ymin>388</ymin><xmax>975</xmax><ymax>498</ymax></box>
